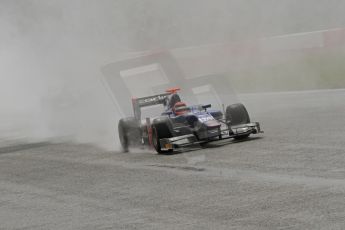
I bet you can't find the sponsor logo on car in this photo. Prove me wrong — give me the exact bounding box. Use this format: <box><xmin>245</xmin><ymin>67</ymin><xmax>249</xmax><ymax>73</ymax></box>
<box><xmin>198</xmin><ymin>114</ymin><xmax>215</xmax><ymax>122</ymax></box>
<box><xmin>138</xmin><ymin>95</ymin><xmax>167</xmax><ymax>105</ymax></box>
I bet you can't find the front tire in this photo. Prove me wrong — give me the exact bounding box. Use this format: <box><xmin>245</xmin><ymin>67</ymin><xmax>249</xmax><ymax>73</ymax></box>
<box><xmin>226</xmin><ymin>103</ymin><xmax>251</xmax><ymax>140</ymax></box>
<box><xmin>152</xmin><ymin>122</ymin><xmax>173</xmax><ymax>154</ymax></box>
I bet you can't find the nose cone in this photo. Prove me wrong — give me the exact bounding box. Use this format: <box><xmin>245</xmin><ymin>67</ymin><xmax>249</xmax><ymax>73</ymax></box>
<box><xmin>204</xmin><ymin>119</ymin><xmax>221</xmax><ymax>128</ymax></box>
<box><xmin>197</xmin><ymin>120</ymin><xmax>221</xmax><ymax>140</ymax></box>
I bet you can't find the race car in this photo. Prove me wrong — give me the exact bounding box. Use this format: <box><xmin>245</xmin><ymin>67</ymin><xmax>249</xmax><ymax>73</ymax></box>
<box><xmin>118</xmin><ymin>88</ymin><xmax>263</xmax><ymax>153</ymax></box>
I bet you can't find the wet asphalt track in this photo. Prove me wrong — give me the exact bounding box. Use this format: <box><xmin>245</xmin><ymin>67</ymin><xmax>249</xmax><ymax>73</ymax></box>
<box><xmin>0</xmin><ymin>89</ymin><xmax>345</xmax><ymax>230</ymax></box>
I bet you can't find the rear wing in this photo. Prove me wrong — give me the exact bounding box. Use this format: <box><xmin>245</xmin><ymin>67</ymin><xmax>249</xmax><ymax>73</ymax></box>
<box><xmin>132</xmin><ymin>93</ymin><xmax>170</xmax><ymax>120</ymax></box>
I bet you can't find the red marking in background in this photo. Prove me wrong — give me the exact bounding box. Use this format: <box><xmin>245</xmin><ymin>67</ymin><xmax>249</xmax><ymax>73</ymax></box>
<box><xmin>131</xmin><ymin>97</ymin><xmax>137</xmax><ymax>104</ymax></box>
<box><xmin>224</xmin><ymin>40</ymin><xmax>261</xmax><ymax>56</ymax></box>
<box><xmin>323</xmin><ymin>29</ymin><xmax>345</xmax><ymax>47</ymax></box>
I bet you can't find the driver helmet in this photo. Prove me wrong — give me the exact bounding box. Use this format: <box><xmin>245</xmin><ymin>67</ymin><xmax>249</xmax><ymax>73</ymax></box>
<box><xmin>173</xmin><ymin>102</ymin><xmax>190</xmax><ymax>115</ymax></box>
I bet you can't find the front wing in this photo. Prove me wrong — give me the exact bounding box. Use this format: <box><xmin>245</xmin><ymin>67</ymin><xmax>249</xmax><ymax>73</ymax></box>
<box><xmin>159</xmin><ymin>122</ymin><xmax>263</xmax><ymax>151</ymax></box>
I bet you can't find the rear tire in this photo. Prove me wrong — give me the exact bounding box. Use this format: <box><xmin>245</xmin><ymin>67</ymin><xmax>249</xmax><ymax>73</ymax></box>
<box><xmin>226</xmin><ymin>103</ymin><xmax>251</xmax><ymax>140</ymax></box>
<box><xmin>118</xmin><ymin>117</ymin><xmax>141</xmax><ymax>152</ymax></box>
<box><xmin>152</xmin><ymin>122</ymin><xmax>173</xmax><ymax>154</ymax></box>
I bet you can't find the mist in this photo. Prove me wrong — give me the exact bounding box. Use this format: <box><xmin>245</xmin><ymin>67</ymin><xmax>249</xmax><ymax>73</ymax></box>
<box><xmin>1</xmin><ymin>0</ymin><xmax>345</xmax><ymax>150</ymax></box>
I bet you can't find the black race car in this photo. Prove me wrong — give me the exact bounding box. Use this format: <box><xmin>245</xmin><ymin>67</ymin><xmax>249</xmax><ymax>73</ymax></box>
<box><xmin>118</xmin><ymin>88</ymin><xmax>263</xmax><ymax>153</ymax></box>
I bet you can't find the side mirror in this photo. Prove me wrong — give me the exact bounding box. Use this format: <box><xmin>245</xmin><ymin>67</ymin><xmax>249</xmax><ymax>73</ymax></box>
<box><xmin>202</xmin><ymin>104</ymin><xmax>211</xmax><ymax>110</ymax></box>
